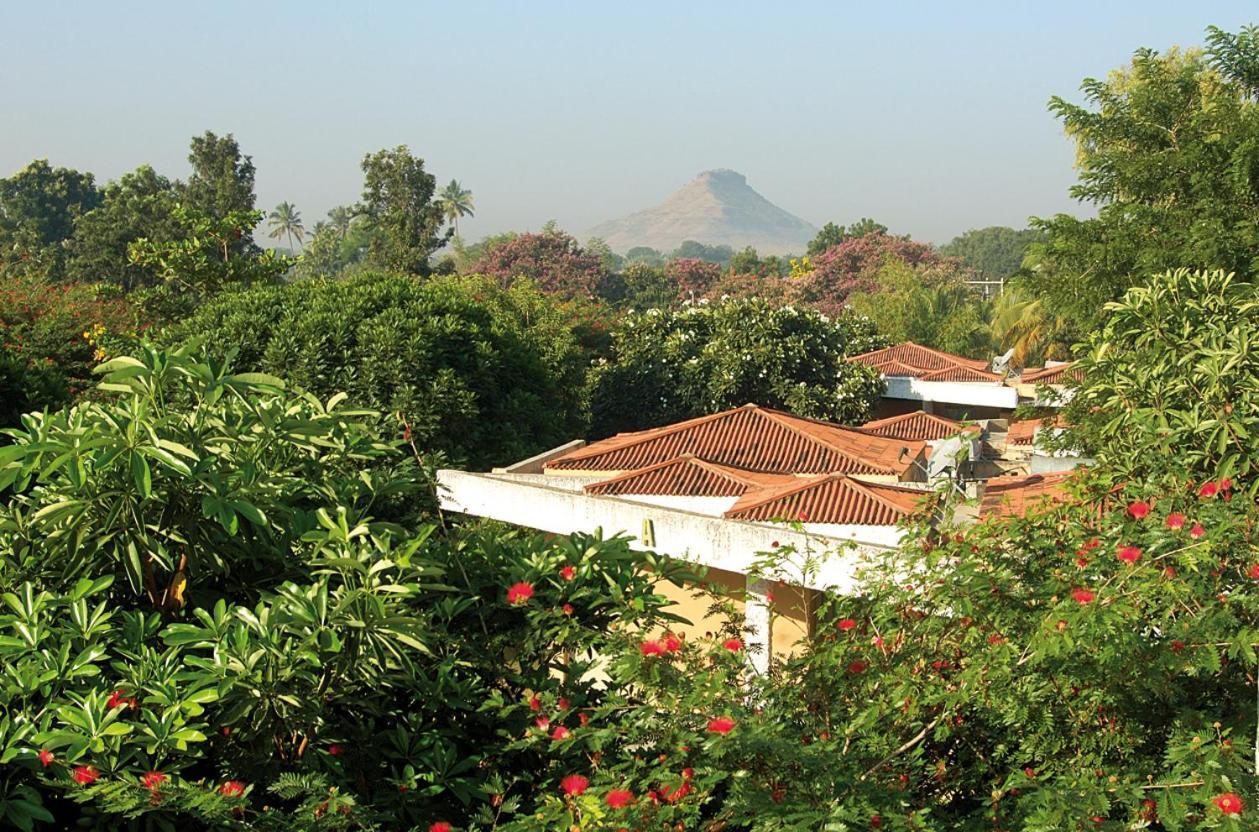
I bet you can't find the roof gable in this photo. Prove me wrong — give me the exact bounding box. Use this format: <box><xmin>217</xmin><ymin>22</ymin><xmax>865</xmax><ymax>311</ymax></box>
<box><xmin>848</xmin><ymin>342</ymin><xmax>992</xmax><ymax>377</ymax></box>
<box><xmin>725</xmin><ymin>474</ymin><xmax>928</xmax><ymax>525</ymax></box>
<box><xmin>546</xmin><ymin>405</ymin><xmax>925</xmax><ymax>476</ymax></box>
<box><xmin>583</xmin><ymin>455</ymin><xmax>794</xmax><ymax>497</ymax></box>
<box><xmin>1019</xmin><ymin>362</ymin><xmax>1082</xmax><ymax>385</ymax></box>
<box><xmin>979</xmin><ymin>470</ymin><xmax>1076</xmax><ymax>518</ymax></box>
<box><xmin>860</xmin><ymin>411</ymin><xmax>977</xmax><ymax>441</ymax></box>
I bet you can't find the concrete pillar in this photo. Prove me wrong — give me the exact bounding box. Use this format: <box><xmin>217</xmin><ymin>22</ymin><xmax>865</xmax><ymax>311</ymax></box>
<box><xmin>745</xmin><ymin>576</ymin><xmax>772</xmax><ymax>675</ymax></box>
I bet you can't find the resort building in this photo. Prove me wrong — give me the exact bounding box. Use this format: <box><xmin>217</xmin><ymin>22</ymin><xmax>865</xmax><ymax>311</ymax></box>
<box><xmin>437</xmin><ymin>404</ymin><xmax>933</xmax><ymax>671</ymax></box>
<box><xmin>847</xmin><ymin>342</ymin><xmax>1018</xmax><ymax>419</ymax></box>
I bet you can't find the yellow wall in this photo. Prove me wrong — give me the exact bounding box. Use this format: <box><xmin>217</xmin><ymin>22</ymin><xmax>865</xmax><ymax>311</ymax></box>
<box><xmin>652</xmin><ymin>563</ymin><xmax>817</xmax><ymax>659</ymax></box>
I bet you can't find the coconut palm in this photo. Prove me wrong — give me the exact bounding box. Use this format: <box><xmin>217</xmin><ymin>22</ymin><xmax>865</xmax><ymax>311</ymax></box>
<box><xmin>438</xmin><ymin>180</ymin><xmax>475</xmax><ymax>237</ymax></box>
<box><xmin>326</xmin><ymin>205</ymin><xmax>356</xmax><ymax>240</ymax></box>
<box><xmin>990</xmin><ymin>288</ymin><xmax>1070</xmax><ymax>367</ymax></box>
<box><xmin>267</xmin><ymin>202</ymin><xmax>305</xmax><ymax>252</ymax></box>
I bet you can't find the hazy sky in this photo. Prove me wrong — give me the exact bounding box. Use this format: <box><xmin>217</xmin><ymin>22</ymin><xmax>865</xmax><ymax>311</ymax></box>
<box><xmin>3</xmin><ymin>1</ymin><xmax>1256</xmax><ymax>245</ymax></box>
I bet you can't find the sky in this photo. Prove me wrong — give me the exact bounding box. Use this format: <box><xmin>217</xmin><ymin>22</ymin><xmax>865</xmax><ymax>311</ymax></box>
<box><xmin>3</xmin><ymin>1</ymin><xmax>1257</xmax><ymax>245</ymax></box>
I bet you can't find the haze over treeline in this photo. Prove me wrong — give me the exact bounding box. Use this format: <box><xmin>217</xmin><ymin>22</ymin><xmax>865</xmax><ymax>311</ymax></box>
<box><xmin>3</xmin><ymin>1</ymin><xmax>1258</xmax><ymax>244</ymax></box>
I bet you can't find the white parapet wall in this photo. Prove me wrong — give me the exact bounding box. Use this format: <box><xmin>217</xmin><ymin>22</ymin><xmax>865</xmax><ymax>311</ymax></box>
<box><xmin>437</xmin><ymin>470</ymin><xmax>894</xmax><ymax>593</ymax></box>
<box><xmin>883</xmin><ymin>376</ymin><xmax>1019</xmax><ymax>410</ymax></box>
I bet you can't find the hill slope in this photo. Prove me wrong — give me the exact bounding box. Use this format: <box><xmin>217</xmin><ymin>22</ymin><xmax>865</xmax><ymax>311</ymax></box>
<box><xmin>587</xmin><ymin>169</ymin><xmax>816</xmax><ymax>255</ymax></box>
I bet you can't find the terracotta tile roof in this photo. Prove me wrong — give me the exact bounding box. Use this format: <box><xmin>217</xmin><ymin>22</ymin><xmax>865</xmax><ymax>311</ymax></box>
<box><xmin>1019</xmin><ymin>362</ymin><xmax>1082</xmax><ymax>385</ymax></box>
<box><xmin>918</xmin><ymin>364</ymin><xmax>1004</xmax><ymax>383</ymax></box>
<box><xmin>725</xmin><ymin>474</ymin><xmax>929</xmax><ymax>525</ymax></box>
<box><xmin>979</xmin><ymin>470</ymin><xmax>1076</xmax><ymax>518</ymax></box>
<box><xmin>546</xmin><ymin>404</ymin><xmax>926</xmax><ymax>477</ymax></box>
<box><xmin>1005</xmin><ymin>419</ymin><xmax>1042</xmax><ymax>446</ymax></box>
<box><xmin>851</xmin><ymin>339</ymin><xmax>987</xmax><ymax>372</ymax></box>
<box><xmin>860</xmin><ymin>411</ymin><xmax>979</xmax><ymax>441</ymax></box>
<box><xmin>583</xmin><ymin>455</ymin><xmax>796</xmax><ymax>497</ymax></box>
<box><xmin>848</xmin><ymin>342</ymin><xmax>993</xmax><ymax>379</ymax></box>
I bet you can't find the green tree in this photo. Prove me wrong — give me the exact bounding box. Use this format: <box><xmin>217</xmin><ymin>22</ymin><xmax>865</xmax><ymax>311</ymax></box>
<box><xmin>165</xmin><ymin>273</ymin><xmax>591</xmax><ymax>467</ymax></box>
<box><xmin>266</xmin><ymin>201</ymin><xmax>305</xmax><ymax>252</ymax></box>
<box><xmin>0</xmin><ymin>160</ymin><xmax>101</xmax><ymax>278</ymax></box>
<box><xmin>358</xmin><ymin>146</ymin><xmax>450</xmax><ymax>275</ymax></box>
<box><xmin>1028</xmin><ymin>25</ymin><xmax>1259</xmax><ymax>336</ymax></box>
<box><xmin>181</xmin><ymin>131</ymin><xmax>257</xmax><ymax>221</ymax></box>
<box><xmin>806</xmin><ymin>218</ymin><xmax>889</xmax><ymax>255</ymax></box>
<box><xmin>589</xmin><ymin>298</ymin><xmax>886</xmax><ymax>436</ymax></box>
<box><xmin>939</xmin><ymin>226</ymin><xmax>1044</xmax><ymax>281</ymax></box>
<box><xmin>988</xmin><ymin>284</ymin><xmax>1070</xmax><ymax>367</ymax></box>
<box><xmin>847</xmin><ymin>259</ymin><xmax>992</xmax><ymax>357</ymax></box>
<box><xmin>437</xmin><ymin>178</ymin><xmax>475</xmax><ymax>237</ymax></box>
<box><xmin>63</xmin><ymin>165</ymin><xmax>182</xmax><ymax>289</ymax></box>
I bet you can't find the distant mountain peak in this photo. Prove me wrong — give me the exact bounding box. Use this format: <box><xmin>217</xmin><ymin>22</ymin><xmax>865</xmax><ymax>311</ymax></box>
<box><xmin>587</xmin><ymin>170</ymin><xmax>816</xmax><ymax>255</ymax></box>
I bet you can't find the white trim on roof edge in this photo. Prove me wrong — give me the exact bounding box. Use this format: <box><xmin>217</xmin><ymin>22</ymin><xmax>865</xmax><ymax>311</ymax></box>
<box><xmin>882</xmin><ymin>376</ymin><xmax>1019</xmax><ymax>409</ymax></box>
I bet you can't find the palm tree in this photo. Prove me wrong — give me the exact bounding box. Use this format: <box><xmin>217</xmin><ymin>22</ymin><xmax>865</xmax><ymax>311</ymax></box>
<box><xmin>990</xmin><ymin>288</ymin><xmax>1070</xmax><ymax>367</ymax></box>
<box><xmin>326</xmin><ymin>205</ymin><xmax>356</xmax><ymax>240</ymax></box>
<box><xmin>437</xmin><ymin>180</ymin><xmax>475</xmax><ymax>237</ymax></box>
<box><xmin>267</xmin><ymin>202</ymin><xmax>305</xmax><ymax>252</ymax></box>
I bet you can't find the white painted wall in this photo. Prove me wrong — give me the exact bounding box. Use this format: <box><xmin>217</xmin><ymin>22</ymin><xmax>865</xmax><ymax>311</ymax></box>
<box><xmin>796</xmin><ymin>523</ymin><xmax>905</xmax><ymax>548</ymax></box>
<box><xmin>883</xmin><ymin>376</ymin><xmax>1019</xmax><ymax>409</ymax></box>
<box><xmin>436</xmin><ymin>470</ymin><xmax>890</xmax><ymax>593</ymax></box>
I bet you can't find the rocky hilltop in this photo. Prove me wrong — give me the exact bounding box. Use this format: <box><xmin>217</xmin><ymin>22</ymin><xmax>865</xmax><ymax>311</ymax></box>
<box><xmin>587</xmin><ymin>169</ymin><xmax>816</xmax><ymax>255</ymax></box>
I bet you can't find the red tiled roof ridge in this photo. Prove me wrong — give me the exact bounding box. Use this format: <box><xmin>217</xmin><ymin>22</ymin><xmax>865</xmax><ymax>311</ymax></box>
<box><xmin>724</xmin><ymin>472</ymin><xmax>928</xmax><ymax>524</ymax></box>
<box><xmin>1019</xmin><ymin>362</ymin><xmax>1080</xmax><ymax>384</ymax></box>
<box><xmin>547</xmin><ymin>404</ymin><xmax>924</xmax><ymax>476</ymax></box>
<box><xmin>848</xmin><ymin>341</ymin><xmax>991</xmax><ymax>373</ymax></box>
<box><xmin>583</xmin><ymin>454</ymin><xmax>790</xmax><ymax>495</ymax></box>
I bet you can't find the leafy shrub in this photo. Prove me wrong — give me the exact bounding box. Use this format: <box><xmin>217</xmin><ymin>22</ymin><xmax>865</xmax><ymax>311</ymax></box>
<box><xmin>164</xmin><ymin>273</ymin><xmax>591</xmax><ymax>469</ymax></box>
<box><xmin>589</xmin><ymin>297</ymin><xmax>887</xmax><ymax>436</ymax></box>
<box><xmin>1063</xmin><ymin>268</ymin><xmax>1259</xmax><ymax>482</ymax></box>
<box><xmin>0</xmin><ymin>271</ymin><xmax>136</xmax><ymax>424</ymax></box>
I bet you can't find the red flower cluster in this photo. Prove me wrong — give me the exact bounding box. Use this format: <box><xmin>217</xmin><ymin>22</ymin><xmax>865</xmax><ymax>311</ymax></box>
<box><xmin>1214</xmin><ymin>792</ymin><xmax>1243</xmax><ymax>815</ymax></box>
<box><xmin>106</xmin><ymin>689</ymin><xmax>138</xmax><ymax>710</ymax></box>
<box><xmin>139</xmin><ymin>771</ymin><xmax>168</xmax><ymax>791</ymax></box>
<box><xmin>722</xmin><ymin>637</ymin><xmax>743</xmax><ymax>652</ymax></box>
<box><xmin>1190</xmin><ymin>523</ymin><xmax>1206</xmax><ymax>539</ymax></box>
<box><xmin>1116</xmin><ymin>545</ymin><xmax>1142</xmax><ymax>565</ymax></box>
<box><xmin>1126</xmin><ymin>501</ymin><xmax>1151</xmax><ymax>519</ymax></box>
<box><xmin>1166</xmin><ymin>513</ymin><xmax>1185</xmax><ymax>529</ymax></box>
<box><xmin>706</xmin><ymin>716</ymin><xmax>736</xmax><ymax>734</ymax></box>
<box><xmin>641</xmin><ymin>633</ymin><xmax>683</xmax><ymax>656</ymax></box>
<box><xmin>605</xmin><ymin>788</ymin><xmax>635</xmax><ymax>808</ymax></box>
<box><xmin>848</xmin><ymin>660</ymin><xmax>868</xmax><ymax>674</ymax></box>
<box><xmin>72</xmin><ymin>765</ymin><xmax>99</xmax><ymax>785</ymax></box>
<box><xmin>1072</xmin><ymin>588</ymin><xmax>1096</xmax><ymax>605</ymax></box>
<box><xmin>506</xmin><ymin>581</ymin><xmax>534</xmax><ymax>605</ymax></box>
<box><xmin>37</xmin><ymin>749</ymin><xmax>54</xmax><ymax>767</ymax></box>
<box><xmin>429</xmin><ymin>823</ymin><xmax>453</xmax><ymax>832</ymax></box>
<box><xmin>219</xmin><ymin>780</ymin><xmax>246</xmax><ymax>797</ymax></box>
<box><xmin>559</xmin><ymin>565</ymin><xmax>576</xmax><ymax>581</ymax></box>
<box><xmin>550</xmin><ymin>726</ymin><xmax>570</xmax><ymax>741</ymax></box>
<box><xmin>837</xmin><ymin>618</ymin><xmax>857</xmax><ymax>631</ymax></box>
<box><xmin>561</xmin><ymin>774</ymin><xmax>589</xmax><ymax>796</ymax></box>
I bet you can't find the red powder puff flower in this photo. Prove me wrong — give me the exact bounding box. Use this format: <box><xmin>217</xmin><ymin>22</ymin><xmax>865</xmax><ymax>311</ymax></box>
<box><xmin>534</xmin><ymin>716</ymin><xmax>550</xmax><ymax>730</ymax></box>
<box><xmin>848</xmin><ymin>660</ymin><xmax>868</xmax><ymax>674</ymax></box>
<box><xmin>1249</xmin><ymin>564</ymin><xmax>1259</xmax><ymax>579</ymax></box>
<box><xmin>550</xmin><ymin>726</ymin><xmax>570</xmax><ymax>741</ymax></box>
<box><xmin>722</xmin><ymin>637</ymin><xmax>743</xmax><ymax>652</ymax></box>
<box><xmin>1166</xmin><ymin>513</ymin><xmax>1185</xmax><ymax>529</ymax></box>
<box><xmin>871</xmin><ymin>814</ymin><xmax>882</xmax><ymax>828</ymax></box>
<box><xmin>1116</xmin><ymin>545</ymin><xmax>1142</xmax><ymax>564</ymax></box>
<box><xmin>1083</xmin><ymin>537</ymin><xmax>1100</xmax><ymax>550</ymax></box>
<box><xmin>640</xmin><ymin>639</ymin><xmax>668</xmax><ymax>657</ymax></box>
<box><xmin>560</xmin><ymin>774</ymin><xmax>589</xmax><ymax>796</ymax></box>
<box><xmin>528</xmin><ymin>695</ymin><xmax>542</xmax><ymax>711</ymax></box>
<box><xmin>837</xmin><ymin>618</ymin><xmax>857</xmax><ymax>631</ymax></box>
<box><xmin>1213</xmin><ymin>792</ymin><xmax>1243</xmax><ymax>815</ymax></box>
<box><xmin>506</xmin><ymin>582</ymin><xmax>534</xmax><ymax>605</ymax></box>
<box><xmin>1171</xmin><ymin>640</ymin><xmax>1185</xmax><ymax>653</ymax></box>
<box><xmin>429</xmin><ymin>823</ymin><xmax>453</xmax><ymax>832</ymax></box>
<box><xmin>987</xmin><ymin>633</ymin><xmax>1004</xmax><ymax>645</ymax></box>
<box><xmin>558</xmin><ymin>697</ymin><xmax>570</xmax><ymax>710</ymax></box>
<box><xmin>1220</xmin><ymin>477</ymin><xmax>1233</xmax><ymax>491</ymax></box>
<box><xmin>578</xmin><ymin>712</ymin><xmax>589</xmax><ymax>726</ymax></box>
<box><xmin>1071</xmin><ymin>588</ymin><xmax>1096</xmax><ymax>605</ymax></box>
<box><xmin>562</xmin><ymin>603</ymin><xmax>574</xmax><ymax>615</ymax></box>
<box><xmin>1076</xmin><ymin>557</ymin><xmax>1089</xmax><ymax>568</ymax></box>
<box><xmin>220</xmin><ymin>780</ymin><xmax>246</xmax><ymax>797</ymax></box>
<box><xmin>37</xmin><ymin>749</ymin><xmax>54</xmax><ymax>768</ymax></box>
<box><xmin>327</xmin><ymin>744</ymin><xmax>345</xmax><ymax>756</ymax></box>
<box><xmin>663</xmin><ymin>633</ymin><xmax>683</xmax><ymax>652</ymax></box>
<box><xmin>140</xmin><ymin>771</ymin><xmax>168</xmax><ymax>791</ymax></box>
<box><xmin>106</xmin><ymin>689</ymin><xmax>137</xmax><ymax>710</ymax></box>
<box><xmin>1127</xmin><ymin>501</ymin><xmax>1151</xmax><ymax>520</ymax></box>
<box><xmin>706</xmin><ymin>716</ymin><xmax>736</xmax><ymax>734</ymax></box>
<box><xmin>72</xmin><ymin>765</ymin><xmax>99</xmax><ymax>785</ymax></box>
<box><xmin>605</xmin><ymin>788</ymin><xmax>635</xmax><ymax>808</ymax></box>
<box><xmin>1198</xmin><ymin>481</ymin><xmax>1219</xmax><ymax>498</ymax></box>
<box><xmin>1024</xmin><ymin>767</ymin><xmax>1036</xmax><ymax>778</ymax></box>
<box><xmin>559</xmin><ymin>565</ymin><xmax>576</xmax><ymax>581</ymax></box>
<box><xmin>1190</xmin><ymin>523</ymin><xmax>1206</xmax><ymax>539</ymax></box>
<box><xmin>682</xmin><ymin>767</ymin><xmax>694</xmax><ymax>780</ymax></box>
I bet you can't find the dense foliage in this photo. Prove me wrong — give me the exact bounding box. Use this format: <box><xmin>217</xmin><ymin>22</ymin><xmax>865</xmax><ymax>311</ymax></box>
<box><xmin>589</xmin><ymin>298</ymin><xmax>886</xmax><ymax>436</ymax></box>
<box><xmin>0</xmin><ymin>271</ymin><xmax>135</xmax><ymax>426</ymax></box>
<box><xmin>1028</xmin><ymin>25</ymin><xmax>1259</xmax><ymax>342</ymax></box>
<box><xmin>468</xmin><ymin>230</ymin><xmax>605</xmax><ymax>299</ymax></box>
<box><xmin>1061</xmin><ymin>268</ymin><xmax>1259</xmax><ymax>486</ymax></box>
<box><xmin>165</xmin><ymin>273</ymin><xmax>591</xmax><ymax>468</ymax></box>
<box><xmin>939</xmin><ymin>226</ymin><xmax>1043</xmax><ymax>281</ymax></box>
<box><xmin>847</xmin><ymin>259</ymin><xmax>993</xmax><ymax>356</ymax></box>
